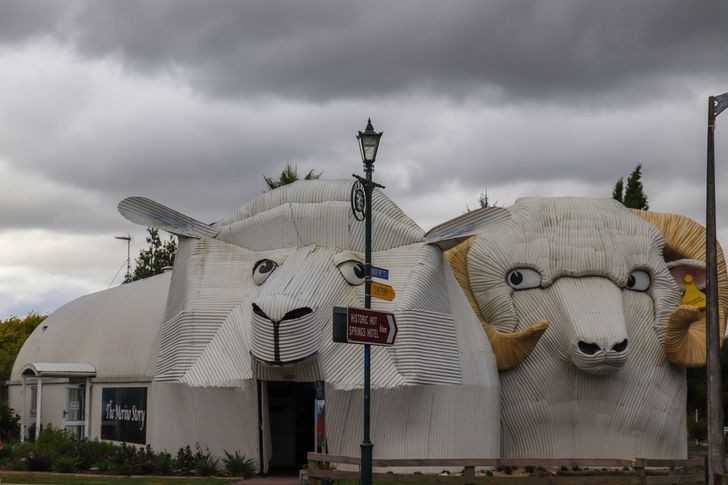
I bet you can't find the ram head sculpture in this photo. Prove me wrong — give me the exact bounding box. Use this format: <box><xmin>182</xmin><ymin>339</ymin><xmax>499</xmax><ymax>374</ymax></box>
<box><xmin>427</xmin><ymin>197</ymin><xmax>727</xmax><ymax>458</ymax></box>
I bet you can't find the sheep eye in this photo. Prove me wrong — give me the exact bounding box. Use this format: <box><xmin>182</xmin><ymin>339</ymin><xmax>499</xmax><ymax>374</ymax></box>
<box><xmin>253</xmin><ymin>259</ymin><xmax>278</xmax><ymax>285</ymax></box>
<box><xmin>506</xmin><ymin>268</ymin><xmax>541</xmax><ymax>290</ymax></box>
<box><xmin>338</xmin><ymin>260</ymin><xmax>365</xmax><ymax>286</ymax></box>
<box><xmin>626</xmin><ymin>270</ymin><xmax>650</xmax><ymax>292</ymax></box>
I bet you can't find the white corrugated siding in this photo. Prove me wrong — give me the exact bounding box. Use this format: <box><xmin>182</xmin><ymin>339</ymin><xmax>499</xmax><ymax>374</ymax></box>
<box><xmin>466</xmin><ymin>198</ymin><xmax>686</xmax><ymax>458</ymax></box>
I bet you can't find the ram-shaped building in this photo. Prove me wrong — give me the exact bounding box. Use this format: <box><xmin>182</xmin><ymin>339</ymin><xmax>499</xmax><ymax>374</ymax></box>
<box><xmin>427</xmin><ymin>197</ymin><xmax>727</xmax><ymax>458</ymax></box>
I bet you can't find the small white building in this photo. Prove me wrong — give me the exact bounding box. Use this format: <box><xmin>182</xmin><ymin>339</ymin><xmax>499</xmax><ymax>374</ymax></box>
<box><xmin>8</xmin><ymin>271</ymin><xmax>260</xmax><ymax>460</ymax></box>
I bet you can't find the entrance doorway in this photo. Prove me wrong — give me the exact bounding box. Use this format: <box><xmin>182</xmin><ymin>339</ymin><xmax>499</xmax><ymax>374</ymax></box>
<box><xmin>63</xmin><ymin>384</ymin><xmax>86</xmax><ymax>439</ymax></box>
<box><xmin>266</xmin><ymin>381</ymin><xmax>315</xmax><ymax>472</ymax></box>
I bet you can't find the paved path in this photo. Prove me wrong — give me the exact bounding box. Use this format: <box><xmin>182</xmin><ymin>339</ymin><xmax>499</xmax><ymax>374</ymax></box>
<box><xmin>235</xmin><ymin>476</ymin><xmax>300</xmax><ymax>485</ymax></box>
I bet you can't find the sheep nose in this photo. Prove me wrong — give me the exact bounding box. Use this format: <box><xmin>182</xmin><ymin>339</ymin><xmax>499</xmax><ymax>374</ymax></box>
<box><xmin>577</xmin><ymin>341</ymin><xmax>602</xmax><ymax>355</ymax></box>
<box><xmin>577</xmin><ymin>339</ymin><xmax>628</xmax><ymax>355</ymax></box>
<box><xmin>251</xmin><ymin>303</ymin><xmax>313</xmax><ymax>322</ymax></box>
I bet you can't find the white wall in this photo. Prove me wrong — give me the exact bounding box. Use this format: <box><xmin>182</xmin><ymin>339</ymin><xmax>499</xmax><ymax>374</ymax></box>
<box><xmin>147</xmin><ymin>381</ymin><xmax>259</xmax><ymax>462</ymax></box>
<box><xmin>9</xmin><ymin>379</ymin><xmax>260</xmax><ymax>468</ymax></box>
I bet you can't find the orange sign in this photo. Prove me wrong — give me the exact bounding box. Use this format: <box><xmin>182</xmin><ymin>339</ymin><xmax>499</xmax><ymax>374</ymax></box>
<box><xmin>371</xmin><ymin>281</ymin><xmax>396</xmax><ymax>301</ymax></box>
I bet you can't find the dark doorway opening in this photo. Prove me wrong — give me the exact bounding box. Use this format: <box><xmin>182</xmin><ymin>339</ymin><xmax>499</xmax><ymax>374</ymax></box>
<box><xmin>267</xmin><ymin>381</ymin><xmax>316</xmax><ymax>473</ymax></box>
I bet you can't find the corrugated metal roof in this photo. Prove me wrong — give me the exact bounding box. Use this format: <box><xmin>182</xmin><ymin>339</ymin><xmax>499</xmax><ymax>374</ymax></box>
<box><xmin>11</xmin><ymin>272</ymin><xmax>171</xmax><ymax>381</ymax></box>
<box><xmin>22</xmin><ymin>362</ymin><xmax>96</xmax><ymax>377</ymax></box>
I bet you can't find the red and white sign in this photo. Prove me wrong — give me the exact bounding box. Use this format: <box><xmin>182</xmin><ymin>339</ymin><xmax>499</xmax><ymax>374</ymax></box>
<box><xmin>346</xmin><ymin>307</ymin><xmax>397</xmax><ymax>346</ymax></box>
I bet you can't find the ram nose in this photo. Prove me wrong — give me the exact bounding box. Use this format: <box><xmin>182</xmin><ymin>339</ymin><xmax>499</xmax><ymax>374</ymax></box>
<box><xmin>577</xmin><ymin>339</ymin><xmax>629</xmax><ymax>356</ymax></box>
<box><xmin>553</xmin><ymin>277</ymin><xmax>630</xmax><ymax>375</ymax></box>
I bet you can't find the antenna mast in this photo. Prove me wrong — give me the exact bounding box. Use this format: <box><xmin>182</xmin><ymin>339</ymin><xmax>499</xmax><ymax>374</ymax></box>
<box><xmin>115</xmin><ymin>235</ymin><xmax>132</xmax><ymax>282</ymax></box>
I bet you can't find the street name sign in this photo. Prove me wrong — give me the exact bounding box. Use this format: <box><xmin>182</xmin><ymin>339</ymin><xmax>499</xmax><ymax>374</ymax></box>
<box><xmin>332</xmin><ymin>306</ymin><xmax>398</xmax><ymax>346</ymax></box>
<box><xmin>370</xmin><ymin>265</ymin><xmax>389</xmax><ymax>280</ymax></box>
<box><xmin>371</xmin><ymin>281</ymin><xmax>396</xmax><ymax>301</ymax></box>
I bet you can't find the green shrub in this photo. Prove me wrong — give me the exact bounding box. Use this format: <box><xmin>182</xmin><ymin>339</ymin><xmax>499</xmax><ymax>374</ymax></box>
<box><xmin>26</xmin><ymin>450</ymin><xmax>52</xmax><ymax>471</ymax></box>
<box><xmin>193</xmin><ymin>444</ymin><xmax>219</xmax><ymax>476</ymax></box>
<box><xmin>152</xmin><ymin>450</ymin><xmax>174</xmax><ymax>475</ymax></box>
<box><xmin>76</xmin><ymin>439</ymin><xmax>116</xmax><ymax>470</ymax></box>
<box><xmin>2</xmin><ymin>434</ymin><xmax>232</xmax><ymax>478</ymax></box>
<box><xmin>53</xmin><ymin>454</ymin><xmax>79</xmax><ymax>473</ymax></box>
<box><xmin>0</xmin><ymin>404</ymin><xmax>20</xmax><ymax>442</ymax></box>
<box><xmin>109</xmin><ymin>443</ymin><xmax>144</xmax><ymax>475</ymax></box>
<box><xmin>175</xmin><ymin>445</ymin><xmax>195</xmax><ymax>476</ymax></box>
<box><xmin>223</xmin><ymin>450</ymin><xmax>256</xmax><ymax>478</ymax></box>
<box><xmin>35</xmin><ymin>426</ymin><xmax>76</xmax><ymax>458</ymax></box>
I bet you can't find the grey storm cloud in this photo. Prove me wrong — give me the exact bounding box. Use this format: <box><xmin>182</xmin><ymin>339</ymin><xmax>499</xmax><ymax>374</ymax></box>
<box><xmin>0</xmin><ymin>0</ymin><xmax>727</xmax><ymax>318</ymax></box>
<box><xmin>1</xmin><ymin>0</ymin><xmax>726</xmax><ymax>104</ymax></box>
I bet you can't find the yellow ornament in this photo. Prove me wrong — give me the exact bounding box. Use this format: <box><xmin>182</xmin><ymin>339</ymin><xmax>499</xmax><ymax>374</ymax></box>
<box><xmin>681</xmin><ymin>274</ymin><xmax>706</xmax><ymax>309</ymax></box>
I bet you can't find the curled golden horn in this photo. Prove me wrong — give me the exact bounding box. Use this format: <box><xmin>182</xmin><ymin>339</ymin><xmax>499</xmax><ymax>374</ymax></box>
<box><xmin>445</xmin><ymin>237</ymin><xmax>549</xmax><ymax>371</ymax></box>
<box><xmin>634</xmin><ymin>210</ymin><xmax>728</xmax><ymax>366</ymax></box>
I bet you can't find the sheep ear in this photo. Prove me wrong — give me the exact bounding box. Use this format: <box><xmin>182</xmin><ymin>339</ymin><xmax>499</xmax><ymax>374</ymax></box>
<box><xmin>118</xmin><ymin>196</ymin><xmax>219</xmax><ymax>239</ymax></box>
<box><xmin>426</xmin><ymin>207</ymin><xmax>510</xmax><ymax>250</ymax></box>
<box><xmin>668</xmin><ymin>259</ymin><xmax>706</xmax><ymax>290</ymax></box>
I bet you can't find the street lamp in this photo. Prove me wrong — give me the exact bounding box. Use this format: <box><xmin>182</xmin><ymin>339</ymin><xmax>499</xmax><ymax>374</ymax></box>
<box><xmin>357</xmin><ymin>118</ymin><xmax>383</xmax><ymax>165</ymax></box>
<box><xmin>706</xmin><ymin>91</ymin><xmax>728</xmax><ymax>485</ymax></box>
<box><xmin>355</xmin><ymin>118</ymin><xmax>382</xmax><ymax>485</ymax></box>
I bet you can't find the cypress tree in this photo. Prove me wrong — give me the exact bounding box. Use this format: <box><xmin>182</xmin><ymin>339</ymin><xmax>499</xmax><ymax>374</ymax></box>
<box><xmin>623</xmin><ymin>164</ymin><xmax>649</xmax><ymax>210</ymax></box>
<box><xmin>612</xmin><ymin>178</ymin><xmax>624</xmax><ymax>203</ymax></box>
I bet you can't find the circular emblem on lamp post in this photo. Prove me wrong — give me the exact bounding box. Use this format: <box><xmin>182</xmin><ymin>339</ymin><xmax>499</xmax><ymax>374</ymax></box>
<box><xmin>351</xmin><ymin>181</ymin><xmax>366</xmax><ymax>221</ymax></box>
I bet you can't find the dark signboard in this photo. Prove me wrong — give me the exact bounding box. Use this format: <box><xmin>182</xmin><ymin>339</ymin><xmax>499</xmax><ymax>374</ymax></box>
<box><xmin>101</xmin><ymin>387</ymin><xmax>147</xmax><ymax>444</ymax></box>
<box><xmin>332</xmin><ymin>306</ymin><xmax>397</xmax><ymax>346</ymax></box>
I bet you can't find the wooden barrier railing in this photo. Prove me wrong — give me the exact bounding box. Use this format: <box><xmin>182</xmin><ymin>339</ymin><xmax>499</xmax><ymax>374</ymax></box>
<box><xmin>307</xmin><ymin>453</ymin><xmax>707</xmax><ymax>484</ymax></box>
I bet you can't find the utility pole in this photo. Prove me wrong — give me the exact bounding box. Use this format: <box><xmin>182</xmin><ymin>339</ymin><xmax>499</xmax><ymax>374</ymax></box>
<box><xmin>354</xmin><ymin>119</ymin><xmax>383</xmax><ymax>485</ymax></box>
<box><xmin>706</xmin><ymin>91</ymin><xmax>728</xmax><ymax>485</ymax></box>
<box><xmin>115</xmin><ymin>235</ymin><xmax>132</xmax><ymax>282</ymax></box>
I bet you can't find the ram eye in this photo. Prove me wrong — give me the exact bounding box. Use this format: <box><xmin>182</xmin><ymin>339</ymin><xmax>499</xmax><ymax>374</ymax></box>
<box><xmin>506</xmin><ymin>268</ymin><xmax>541</xmax><ymax>290</ymax></box>
<box><xmin>252</xmin><ymin>259</ymin><xmax>278</xmax><ymax>286</ymax></box>
<box><xmin>626</xmin><ymin>269</ymin><xmax>650</xmax><ymax>292</ymax></box>
<box><xmin>338</xmin><ymin>260</ymin><xmax>365</xmax><ymax>286</ymax></box>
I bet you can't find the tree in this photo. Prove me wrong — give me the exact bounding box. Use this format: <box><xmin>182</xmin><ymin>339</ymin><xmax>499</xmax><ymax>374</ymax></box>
<box><xmin>612</xmin><ymin>178</ymin><xmax>624</xmax><ymax>203</ymax></box>
<box><xmin>623</xmin><ymin>164</ymin><xmax>649</xmax><ymax>210</ymax></box>
<box><xmin>127</xmin><ymin>228</ymin><xmax>177</xmax><ymax>282</ymax></box>
<box><xmin>611</xmin><ymin>164</ymin><xmax>648</xmax><ymax>210</ymax></box>
<box><xmin>264</xmin><ymin>163</ymin><xmax>321</xmax><ymax>190</ymax></box>
<box><xmin>0</xmin><ymin>313</ymin><xmax>45</xmax><ymax>380</ymax></box>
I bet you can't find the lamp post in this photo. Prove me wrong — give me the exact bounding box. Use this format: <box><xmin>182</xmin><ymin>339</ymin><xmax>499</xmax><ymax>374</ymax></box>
<box><xmin>707</xmin><ymin>92</ymin><xmax>728</xmax><ymax>485</ymax></box>
<box><xmin>355</xmin><ymin>118</ymin><xmax>382</xmax><ymax>485</ymax></box>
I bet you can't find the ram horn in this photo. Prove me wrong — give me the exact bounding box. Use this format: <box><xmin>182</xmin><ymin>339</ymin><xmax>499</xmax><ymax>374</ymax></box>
<box><xmin>445</xmin><ymin>237</ymin><xmax>549</xmax><ymax>371</ymax></box>
<box><xmin>634</xmin><ymin>210</ymin><xmax>728</xmax><ymax>367</ymax></box>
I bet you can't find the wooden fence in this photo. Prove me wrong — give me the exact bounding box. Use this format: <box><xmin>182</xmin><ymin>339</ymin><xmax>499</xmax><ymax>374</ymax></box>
<box><xmin>307</xmin><ymin>453</ymin><xmax>707</xmax><ymax>484</ymax></box>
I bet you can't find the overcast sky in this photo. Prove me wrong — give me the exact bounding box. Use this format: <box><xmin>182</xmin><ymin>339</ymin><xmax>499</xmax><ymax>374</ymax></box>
<box><xmin>0</xmin><ymin>0</ymin><xmax>727</xmax><ymax>317</ymax></box>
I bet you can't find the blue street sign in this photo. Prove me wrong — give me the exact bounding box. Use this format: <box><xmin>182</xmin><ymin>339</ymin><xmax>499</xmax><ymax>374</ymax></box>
<box><xmin>370</xmin><ymin>266</ymin><xmax>389</xmax><ymax>280</ymax></box>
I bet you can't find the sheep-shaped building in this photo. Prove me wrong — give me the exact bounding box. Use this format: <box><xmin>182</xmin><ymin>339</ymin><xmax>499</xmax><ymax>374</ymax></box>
<box><xmin>69</xmin><ymin>180</ymin><xmax>495</xmax><ymax>468</ymax></box>
<box><xmin>427</xmin><ymin>197</ymin><xmax>727</xmax><ymax>459</ymax></box>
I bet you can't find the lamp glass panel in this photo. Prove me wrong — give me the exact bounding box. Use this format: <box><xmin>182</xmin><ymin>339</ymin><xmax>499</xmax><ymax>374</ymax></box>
<box><xmin>360</xmin><ymin>135</ymin><xmax>379</xmax><ymax>162</ymax></box>
<box><xmin>363</xmin><ymin>144</ymin><xmax>377</xmax><ymax>161</ymax></box>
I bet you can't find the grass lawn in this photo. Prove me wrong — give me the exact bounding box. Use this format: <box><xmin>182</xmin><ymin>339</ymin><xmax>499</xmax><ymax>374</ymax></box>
<box><xmin>0</xmin><ymin>471</ymin><xmax>239</xmax><ymax>484</ymax></box>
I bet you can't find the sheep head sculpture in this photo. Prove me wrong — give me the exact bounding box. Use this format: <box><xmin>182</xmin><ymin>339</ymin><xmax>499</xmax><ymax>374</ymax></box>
<box><xmin>119</xmin><ymin>181</ymin><xmax>424</xmax><ymax>369</ymax></box>
<box><xmin>428</xmin><ymin>197</ymin><xmax>727</xmax><ymax>458</ymax></box>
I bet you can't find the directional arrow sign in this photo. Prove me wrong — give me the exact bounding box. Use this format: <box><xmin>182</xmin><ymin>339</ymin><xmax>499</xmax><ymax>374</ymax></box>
<box><xmin>371</xmin><ymin>281</ymin><xmax>396</xmax><ymax>301</ymax></box>
<box><xmin>332</xmin><ymin>306</ymin><xmax>397</xmax><ymax>346</ymax></box>
<box><xmin>370</xmin><ymin>265</ymin><xmax>389</xmax><ymax>280</ymax></box>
